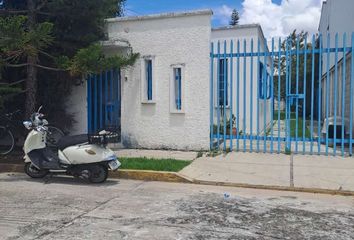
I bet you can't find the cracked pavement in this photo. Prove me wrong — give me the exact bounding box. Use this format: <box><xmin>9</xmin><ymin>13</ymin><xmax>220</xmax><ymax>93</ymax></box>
<box><xmin>0</xmin><ymin>173</ymin><xmax>354</xmax><ymax>240</ymax></box>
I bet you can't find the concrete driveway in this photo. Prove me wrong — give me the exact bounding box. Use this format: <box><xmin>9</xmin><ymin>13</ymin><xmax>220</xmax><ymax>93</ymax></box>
<box><xmin>0</xmin><ymin>173</ymin><xmax>354</xmax><ymax>240</ymax></box>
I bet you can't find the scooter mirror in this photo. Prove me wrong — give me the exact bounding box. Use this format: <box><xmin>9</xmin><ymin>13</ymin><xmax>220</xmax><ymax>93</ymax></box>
<box><xmin>37</xmin><ymin>106</ymin><xmax>43</xmax><ymax>113</ymax></box>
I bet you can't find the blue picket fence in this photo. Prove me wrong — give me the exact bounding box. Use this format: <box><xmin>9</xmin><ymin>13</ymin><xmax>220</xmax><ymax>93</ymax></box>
<box><xmin>210</xmin><ymin>33</ymin><xmax>354</xmax><ymax>156</ymax></box>
<box><xmin>87</xmin><ymin>69</ymin><xmax>121</xmax><ymax>137</ymax></box>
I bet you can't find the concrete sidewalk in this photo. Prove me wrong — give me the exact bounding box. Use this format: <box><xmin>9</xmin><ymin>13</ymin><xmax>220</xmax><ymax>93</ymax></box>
<box><xmin>115</xmin><ymin>149</ymin><xmax>197</xmax><ymax>161</ymax></box>
<box><xmin>179</xmin><ymin>152</ymin><xmax>354</xmax><ymax>193</ymax></box>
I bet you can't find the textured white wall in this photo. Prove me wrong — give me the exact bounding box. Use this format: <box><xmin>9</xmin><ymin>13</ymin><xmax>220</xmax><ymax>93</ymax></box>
<box><xmin>66</xmin><ymin>81</ymin><xmax>87</xmax><ymax>135</ymax></box>
<box><xmin>105</xmin><ymin>11</ymin><xmax>212</xmax><ymax>150</ymax></box>
<box><xmin>211</xmin><ymin>26</ymin><xmax>272</xmax><ymax>135</ymax></box>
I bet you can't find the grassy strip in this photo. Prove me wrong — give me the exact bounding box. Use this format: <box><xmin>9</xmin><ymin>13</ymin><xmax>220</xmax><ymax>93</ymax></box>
<box><xmin>273</xmin><ymin>111</ymin><xmax>311</xmax><ymax>138</ymax></box>
<box><xmin>289</xmin><ymin>119</ymin><xmax>311</xmax><ymax>138</ymax></box>
<box><xmin>273</xmin><ymin>110</ymin><xmax>296</xmax><ymax>120</ymax></box>
<box><xmin>119</xmin><ymin>157</ymin><xmax>191</xmax><ymax>172</ymax></box>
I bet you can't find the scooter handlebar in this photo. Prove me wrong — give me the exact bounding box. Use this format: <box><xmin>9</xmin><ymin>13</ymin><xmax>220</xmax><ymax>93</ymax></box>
<box><xmin>26</xmin><ymin>112</ymin><xmax>48</xmax><ymax>130</ymax></box>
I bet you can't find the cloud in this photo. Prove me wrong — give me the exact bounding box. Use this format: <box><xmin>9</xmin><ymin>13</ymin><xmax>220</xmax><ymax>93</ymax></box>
<box><xmin>239</xmin><ymin>0</ymin><xmax>322</xmax><ymax>39</ymax></box>
<box><xmin>214</xmin><ymin>4</ymin><xmax>233</xmax><ymax>25</ymax></box>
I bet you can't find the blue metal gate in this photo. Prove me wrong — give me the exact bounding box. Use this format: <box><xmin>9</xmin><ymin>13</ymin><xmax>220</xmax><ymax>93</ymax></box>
<box><xmin>210</xmin><ymin>33</ymin><xmax>354</xmax><ymax>156</ymax></box>
<box><xmin>87</xmin><ymin>69</ymin><xmax>121</xmax><ymax>139</ymax></box>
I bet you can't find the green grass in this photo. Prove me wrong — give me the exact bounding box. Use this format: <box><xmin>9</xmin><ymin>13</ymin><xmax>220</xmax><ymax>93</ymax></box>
<box><xmin>270</xmin><ymin>111</ymin><xmax>311</xmax><ymax>138</ymax></box>
<box><xmin>289</xmin><ymin>119</ymin><xmax>311</xmax><ymax>138</ymax></box>
<box><xmin>273</xmin><ymin>110</ymin><xmax>296</xmax><ymax>120</ymax></box>
<box><xmin>119</xmin><ymin>157</ymin><xmax>191</xmax><ymax>172</ymax></box>
<box><xmin>272</xmin><ymin>111</ymin><xmax>311</xmax><ymax>138</ymax></box>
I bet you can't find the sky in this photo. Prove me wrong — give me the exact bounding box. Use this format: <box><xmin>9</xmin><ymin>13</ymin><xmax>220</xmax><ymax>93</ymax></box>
<box><xmin>124</xmin><ymin>0</ymin><xmax>324</xmax><ymax>39</ymax></box>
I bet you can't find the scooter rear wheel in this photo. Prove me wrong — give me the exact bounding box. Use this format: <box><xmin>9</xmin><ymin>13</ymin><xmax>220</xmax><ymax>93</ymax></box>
<box><xmin>24</xmin><ymin>163</ymin><xmax>49</xmax><ymax>178</ymax></box>
<box><xmin>88</xmin><ymin>165</ymin><xmax>108</xmax><ymax>183</ymax></box>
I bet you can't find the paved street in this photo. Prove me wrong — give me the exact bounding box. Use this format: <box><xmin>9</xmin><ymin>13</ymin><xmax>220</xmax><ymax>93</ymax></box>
<box><xmin>0</xmin><ymin>173</ymin><xmax>354</xmax><ymax>240</ymax></box>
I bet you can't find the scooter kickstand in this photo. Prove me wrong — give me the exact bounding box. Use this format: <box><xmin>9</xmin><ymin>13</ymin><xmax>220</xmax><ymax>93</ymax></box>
<box><xmin>43</xmin><ymin>172</ymin><xmax>54</xmax><ymax>184</ymax></box>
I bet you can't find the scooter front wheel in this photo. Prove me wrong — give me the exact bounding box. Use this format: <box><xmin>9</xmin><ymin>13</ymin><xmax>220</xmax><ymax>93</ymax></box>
<box><xmin>24</xmin><ymin>163</ymin><xmax>49</xmax><ymax>178</ymax></box>
<box><xmin>88</xmin><ymin>165</ymin><xmax>108</xmax><ymax>183</ymax></box>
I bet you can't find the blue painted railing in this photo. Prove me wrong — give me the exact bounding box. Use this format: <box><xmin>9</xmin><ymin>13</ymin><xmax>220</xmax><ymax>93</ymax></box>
<box><xmin>210</xmin><ymin>33</ymin><xmax>354</xmax><ymax>156</ymax></box>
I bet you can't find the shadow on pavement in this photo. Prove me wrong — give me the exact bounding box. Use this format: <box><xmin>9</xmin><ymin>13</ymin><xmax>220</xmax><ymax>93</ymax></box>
<box><xmin>0</xmin><ymin>172</ymin><xmax>120</xmax><ymax>186</ymax></box>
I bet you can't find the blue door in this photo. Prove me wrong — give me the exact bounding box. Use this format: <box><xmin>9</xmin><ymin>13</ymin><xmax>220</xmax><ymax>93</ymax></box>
<box><xmin>87</xmin><ymin>69</ymin><xmax>121</xmax><ymax>140</ymax></box>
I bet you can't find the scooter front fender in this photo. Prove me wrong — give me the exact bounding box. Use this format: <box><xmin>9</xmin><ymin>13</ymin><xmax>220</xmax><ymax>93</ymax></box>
<box><xmin>23</xmin><ymin>130</ymin><xmax>46</xmax><ymax>154</ymax></box>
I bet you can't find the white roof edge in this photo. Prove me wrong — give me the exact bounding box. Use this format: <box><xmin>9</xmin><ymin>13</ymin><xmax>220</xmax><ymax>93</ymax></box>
<box><xmin>212</xmin><ymin>23</ymin><xmax>268</xmax><ymax>42</ymax></box>
<box><xmin>100</xmin><ymin>39</ymin><xmax>130</xmax><ymax>48</ymax></box>
<box><xmin>212</xmin><ymin>24</ymin><xmax>261</xmax><ymax>31</ymax></box>
<box><xmin>212</xmin><ymin>24</ymin><xmax>270</xmax><ymax>52</ymax></box>
<box><xmin>106</xmin><ymin>9</ymin><xmax>213</xmax><ymax>23</ymax></box>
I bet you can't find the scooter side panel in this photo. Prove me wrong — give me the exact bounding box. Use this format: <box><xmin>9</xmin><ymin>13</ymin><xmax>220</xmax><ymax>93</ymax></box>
<box><xmin>58</xmin><ymin>151</ymin><xmax>71</xmax><ymax>165</ymax></box>
<box><xmin>62</xmin><ymin>145</ymin><xmax>116</xmax><ymax>165</ymax></box>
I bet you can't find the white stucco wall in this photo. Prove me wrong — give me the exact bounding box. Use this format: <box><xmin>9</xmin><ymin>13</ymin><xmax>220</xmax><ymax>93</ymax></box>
<box><xmin>66</xmin><ymin>81</ymin><xmax>87</xmax><ymax>135</ymax></box>
<box><xmin>211</xmin><ymin>25</ymin><xmax>272</xmax><ymax>135</ymax></box>
<box><xmin>105</xmin><ymin>10</ymin><xmax>212</xmax><ymax>150</ymax></box>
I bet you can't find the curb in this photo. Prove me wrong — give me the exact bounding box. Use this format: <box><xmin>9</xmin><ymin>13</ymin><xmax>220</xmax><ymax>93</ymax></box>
<box><xmin>191</xmin><ymin>179</ymin><xmax>354</xmax><ymax>197</ymax></box>
<box><xmin>0</xmin><ymin>163</ymin><xmax>192</xmax><ymax>184</ymax></box>
<box><xmin>1</xmin><ymin>163</ymin><xmax>354</xmax><ymax>196</ymax></box>
<box><xmin>109</xmin><ymin>169</ymin><xmax>193</xmax><ymax>183</ymax></box>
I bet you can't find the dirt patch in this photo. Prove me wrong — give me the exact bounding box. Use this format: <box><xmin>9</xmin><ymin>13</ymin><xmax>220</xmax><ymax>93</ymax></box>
<box><xmin>0</xmin><ymin>151</ymin><xmax>23</xmax><ymax>164</ymax></box>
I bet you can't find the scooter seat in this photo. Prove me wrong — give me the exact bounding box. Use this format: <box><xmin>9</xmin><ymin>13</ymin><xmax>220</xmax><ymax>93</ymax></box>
<box><xmin>57</xmin><ymin>134</ymin><xmax>88</xmax><ymax>150</ymax></box>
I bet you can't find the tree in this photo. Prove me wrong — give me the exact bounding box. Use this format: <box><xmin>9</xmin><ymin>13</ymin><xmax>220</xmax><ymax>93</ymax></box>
<box><xmin>274</xmin><ymin>30</ymin><xmax>313</xmax><ymax>100</ymax></box>
<box><xmin>0</xmin><ymin>0</ymin><xmax>138</xmax><ymax>122</ymax></box>
<box><xmin>0</xmin><ymin>85</ymin><xmax>21</xmax><ymax>111</ymax></box>
<box><xmin>273</xmin><ymin>30</ymin><xmax>319</xmax><ymax>117</ymax></box>
<box><xmin>229</xmin><ymin>9</ymin><xmax>239</xmax><ymax>26</ymax></box>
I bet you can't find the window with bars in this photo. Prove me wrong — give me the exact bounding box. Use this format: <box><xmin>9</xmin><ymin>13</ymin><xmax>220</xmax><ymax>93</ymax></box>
<box><xmin>218</xmin><ymin>59</ymin><xmax>228</xmax><ymax>106</ymax></box>
<box><xmin>170</xmin><ymin>64</ymin><xmax>184</xmax><ymax>113</ymax></box>
<box><xmin>174</xmin><ymin>68</ymin><xmax>182</xmax><ymax>110</ymax></box>
<box><xmin>141</xmin><ymin>57</ymin><xmax>155</xmax><ymax>103</ymax></box>
<box><xmin>259</xmin><ymin>62</ymin><xmax>271</xmax><ymax>100</ymax></box>
<box><xmin>146</xmin><ymin>59</ymin><xmax>153</xmax><ymax>101</ymax></box>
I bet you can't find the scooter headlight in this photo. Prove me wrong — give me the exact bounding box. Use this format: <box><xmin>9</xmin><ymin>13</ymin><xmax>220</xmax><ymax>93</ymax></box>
<box><xmin>23</xmin><ymin>121</ymin><xmax>32</xmax><ymax>130</ymax></box>
<box><xmin>105</xmin><ymin>155</ymin><xmax>117</xmax><ymax>161</ymax></box>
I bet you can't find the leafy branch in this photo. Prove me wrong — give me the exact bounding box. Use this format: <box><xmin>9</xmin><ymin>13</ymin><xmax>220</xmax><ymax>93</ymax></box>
<box><xmin>58</xmin><ymin>44</ymin><xmax>139</xmax><ymax>76</ymax></box>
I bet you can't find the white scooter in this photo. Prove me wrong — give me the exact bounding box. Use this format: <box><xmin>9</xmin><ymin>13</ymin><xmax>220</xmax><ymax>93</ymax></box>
<box><xmin>23</xmin><ymin>107</ymin><xmax>121</xmax><ymax>183</ymax></box>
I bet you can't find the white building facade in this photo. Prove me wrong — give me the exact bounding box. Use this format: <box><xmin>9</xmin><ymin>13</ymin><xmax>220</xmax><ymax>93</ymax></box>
<box><xmin>318</xmin><ymin>0</ymin><xmax>354</xmax><ymax>136</ymax></box>
<box><xmin>66</xmin><ymin>10</ymin><xmax>272</xmax><ymax>151</ymax></box>
<box><xmin>211</xmin><ymin>25</ymin><xmax>272</xmax><ymax>135</ymax></box>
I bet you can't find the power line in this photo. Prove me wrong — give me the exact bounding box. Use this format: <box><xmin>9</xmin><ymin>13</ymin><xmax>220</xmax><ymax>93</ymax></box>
<box><xmin>124</xmin><ymin>8</ymin><xmax>142</xmax><ymax>16</ymax></box>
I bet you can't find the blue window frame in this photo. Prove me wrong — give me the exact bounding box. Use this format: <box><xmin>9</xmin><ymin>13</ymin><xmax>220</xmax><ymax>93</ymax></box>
<box><xmin>174</xmin><ymin>68</ymin><xmax>182</xmax><ymax>110</ymax></box>
<box><xmin>259</xmin><ymin>62</ymin><xmax>271</xmax><ymax>100</ymax></box>
<box><xmin>146</xmin><ymin>59</ymin><xmax>153</xmax><ymax>100</ymax></box>
<box><xmin>218</xmin><ymin>59</ymin><xmax>228</xmax><ymax>106</ymax></box>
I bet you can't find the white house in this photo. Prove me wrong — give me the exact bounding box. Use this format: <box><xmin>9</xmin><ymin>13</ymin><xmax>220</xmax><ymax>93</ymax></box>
<box><xmin>211</xmin><ymin>25</ymin><xmax>272</xmax><ymax>135</ymax></box>
<box><xmin>66</xmin><ymin>9</ymin><xmax>272</xmax><ymax>150</ymax></box>
<box><xmin>318</xmin><ymin>0</ymin><xmax>354</xmax><ymax>137</ymax></box>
